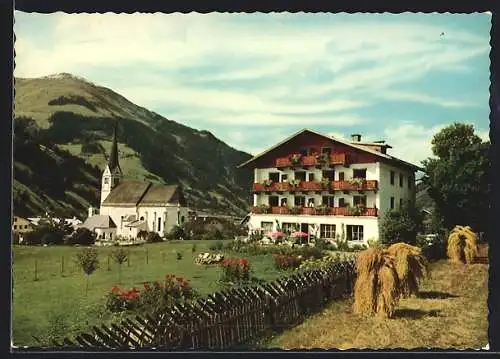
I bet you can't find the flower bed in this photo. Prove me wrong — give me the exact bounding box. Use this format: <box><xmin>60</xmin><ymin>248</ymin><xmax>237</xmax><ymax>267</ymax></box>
<box><xmin>195</xmin><ymin>252</ymin><xmax>225</xmax><ymax>265</ymax></box>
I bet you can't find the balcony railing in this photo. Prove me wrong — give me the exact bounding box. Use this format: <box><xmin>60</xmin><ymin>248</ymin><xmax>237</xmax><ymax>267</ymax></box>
<box><xmin>252</xmin><ymin>206</ymin><xmax>378</xmax><ymax>217</ymax></box>
<box><xmin>332</xmin><ymin>180</ymin><xmax>378</xmax><ymax>191</ymax></box>
<box><xmin>253</xmin><ymin>179</ymin><xmax>378</xmax><ymax>193</ymax></box>
<box><xmin>275</xmin><ymin>153</ymin><xmax>348</xmax><ymax>168</ymax></box>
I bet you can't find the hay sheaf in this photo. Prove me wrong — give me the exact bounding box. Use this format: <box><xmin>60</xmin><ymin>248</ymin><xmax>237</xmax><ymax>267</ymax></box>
<box><xmin>352</xmin><ymin>247</ymin><xmax>400</xmax><ymax>318</ymax></box>
<box><xmin>447</xmin><ymin>225</ymin><xmax>478</xmax><ymax>264</ymax></box>
<box><xmin>387</xmin><ymin>243</ymin><xmax>428</xmax><ymax>298</ymax></box>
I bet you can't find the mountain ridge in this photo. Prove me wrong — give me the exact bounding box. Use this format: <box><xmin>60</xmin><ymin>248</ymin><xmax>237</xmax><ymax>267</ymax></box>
<box><xmin>14</xmin><ymin>73</ymin><xmax>253</xmax><ymax>219</ymax></box>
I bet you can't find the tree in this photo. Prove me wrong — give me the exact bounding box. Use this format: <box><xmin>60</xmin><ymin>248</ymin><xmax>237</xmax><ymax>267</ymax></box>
<box><xmin>421</xmin><ymin>123</ymin><xmax>489</xmax><ymax>233</ymax></box>
<box><xmin>111</xmin><ymin>248</ymin><xmax>128</xmax><ymax>283</ymax></box>
<box><xmin>379</xmin><ymin>204</ymin><xmax>423</xmax><ymax>245</ymax></box>
<box><xmin>66</xmin><ymin>228</ymin><xmax>96</xmax><ymax>245</ymax></box>
<box><xmin>75</xmin><ymin>248</ymin><xmax>99</xmax><ymax>295</ymax></box>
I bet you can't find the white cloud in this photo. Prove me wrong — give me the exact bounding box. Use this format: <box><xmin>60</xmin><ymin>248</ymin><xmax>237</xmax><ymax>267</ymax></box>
<box><xmin>375</xmin><ymin>90</ymin><xmax>482</xmax><ymax>108</ymax></box>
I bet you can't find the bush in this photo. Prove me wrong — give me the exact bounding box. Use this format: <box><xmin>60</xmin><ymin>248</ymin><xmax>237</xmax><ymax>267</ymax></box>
<box><xmin>209</xmin><ymin>240</ymin><xmax>224</xmax><ymax>251</ymax></box>
<box><xmin>293</xmin><ymin>246</ymin><xmax>324</xmax><ymax>260</ymax></box>
<box><xmin>273</xmin><ymin>253</ymin><xmax>302</xmax><ymax>271</ymax></box>
<box><xmin>137</xmin><ymin>230</ymin><xmax>149</xmax><ymax>240</ymax></box>
<box><xmin>146</xmin><ymin>232</ymin><xmax>162</xmax><ymax>243</ymax></box>
<box><xmin>65</xmin><ymin>228</ymin><xmax>96</xmax><ymax>245</ymax></box>
<box><xmin>105</xmin><ymin>275</ymin><xmax>198</xmax><ymax>314</ymax></box>
<box><xmin>219</xmin><ymin>257</ymin><xmax>250</xmax><ymax>283</ymax></box>
<box><xmin>379</xmin><ymin>204</ymin><xmax>423</xmax><ymax>245</ymax></box>
<box><xmin>166</xmin><ymin>225</ymin><xmax>186</xmax><ymax>241</ymax></box>
<box><xmin>25</xmin><ymin>224</ymin><xmax>66</xmax><ymax>245</ymax></box>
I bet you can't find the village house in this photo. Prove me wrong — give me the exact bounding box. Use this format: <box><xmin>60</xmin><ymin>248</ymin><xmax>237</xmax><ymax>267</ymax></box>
<box><xmin>12</xmin><ymin>216</ymin><xmax>34</xmax><ymax>235</ymax></box>
<box><xmin>237</xmin><ymin>129</ymin><xmax>422</xmax><ymax>245</ymax></box>
<box><xmin>82</xmin><ymin>121</ymin><xmax>189</xmax><ymax>240</ymax></box>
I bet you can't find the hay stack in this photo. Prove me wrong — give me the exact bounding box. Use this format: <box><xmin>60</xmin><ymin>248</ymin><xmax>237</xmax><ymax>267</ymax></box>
<box><xmin>447</xmin><ymin>225</ymin><xmax>478</xmax><ymax>264</ymax></box>
<box><xmin>387</xmin><ymin>243</ymin><xmax>428</xmax><ymax>298</ymax></box>
<box><xmin>352</xmin><ymin>247</ymin><xmax>400</xmax><ymax>318</ymax></box>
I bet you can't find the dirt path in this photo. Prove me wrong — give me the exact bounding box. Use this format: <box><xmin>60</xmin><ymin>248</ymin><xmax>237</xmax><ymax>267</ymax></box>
<box><xmin>265</xmin><ymin>261</ymin><xmax>488</xmax><ymax>349</ymax></box>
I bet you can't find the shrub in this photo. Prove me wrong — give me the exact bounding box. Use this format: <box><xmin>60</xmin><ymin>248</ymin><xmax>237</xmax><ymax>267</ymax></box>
<box><xmin>176</xmin><ymin>251</ymin><xmax>183</xmax><ymax>261</ymax></box>
<box><xmin>137</xmin><ymin>230</ymin><xmax>149</xmax><ymax>240</ymax></box>
<box><xmin>379</xmin><ymin>204</ymin><xmax>423</xmax><ymax>245</ymax></box>
<box><xmin>166</xmin><ymin>225</ymin><xmax>186</xmax><ymax>241</ymax></box>
<box><xmin>66</xmin><ymin>228</ymin><xmax>96</xmax><ymax>245</ymax></box>
<box><xmin>146</xmin><ymin>231</ymin><xmax>162</xmax><ymax>243</ymax></box>
<box><xmin>220</xmin><ymin>257</ymin><xmax>250</xmax><ymax>283</ymax></box>
<box><xmin>191</xmin><ymin>243</ymin><xmax>197</xmax><ymax>253</ymax></box>
<box><xmin>352</xmin><ymin>247</ymin><xmax>400</xmax><ymax>318</ymax></box>
<box><xmin>105</xmin><ymin>275</ymin><xmax>198</xmax><ymax>314</ymax></box>
<box><xmin>209</xmin><ymin>240</ymin><xmax>224</xmax><ymax>251</ymax></box>
<box><xmin>447</xmin><ymin>225</ymin><xmax>478</xmax><ymax>264</ymax></box>
<box><xmin>273</xmin><ymin>253</ymin><xmax>302</xmax><ymax>270</ymax></box>
<box><xmin>25</xmin><ymin>224</ymin><xmax>66</xmax><ymax>245</ymax></box>
<box><xmin>294</xmin><ymin>246</ymin><xmax>324</xmax><ymax>260</ymax></box>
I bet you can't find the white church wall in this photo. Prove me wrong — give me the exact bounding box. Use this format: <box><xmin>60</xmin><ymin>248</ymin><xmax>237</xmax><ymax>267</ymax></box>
<box><xmin>99</xmin><ymin>206</ymin><xmax>138</xmax><ymax>238</ymax></box>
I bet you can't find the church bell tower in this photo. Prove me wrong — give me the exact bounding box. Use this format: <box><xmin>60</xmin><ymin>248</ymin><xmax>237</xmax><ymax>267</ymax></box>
<box><xmin>100</xmin><ymin>120</ymin><xmax>122</xmax><ymax>205</ymax></box>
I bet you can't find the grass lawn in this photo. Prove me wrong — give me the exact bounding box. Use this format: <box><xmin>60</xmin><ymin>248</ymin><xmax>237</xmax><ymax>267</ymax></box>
<box><xmin>12</xmin><ymin>240</ymin><xmax>281</xmax><ymax>346</ymax></box>
<box><xmin>262</xmin><ymin>260</ymin><xmax>488</xmax><ymax>349</ymax></box>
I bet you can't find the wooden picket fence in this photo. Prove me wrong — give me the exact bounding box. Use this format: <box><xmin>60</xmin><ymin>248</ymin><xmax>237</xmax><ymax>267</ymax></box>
<box><xmin>52</xmin><ymin>260</ymin><xmax>355</xmax><ymax>350</ymax></box>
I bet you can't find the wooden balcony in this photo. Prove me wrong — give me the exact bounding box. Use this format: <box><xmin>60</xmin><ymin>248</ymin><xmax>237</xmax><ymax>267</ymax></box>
<box><xmin>252</xmin><ymin>182</ymin><xmax>291</xmax><ymax>192</ymax></box>
<box><xmin>251</xmin><ymin>206</ymin><xmax>378</xmax><ymax>217</ymax></box>
<box><xmin>275</xmin><ymin>153</ymin><xmax>348</xmax><ymax>168</ymax></box>
<box><xmin>332</xmin><ymin>180</ymin><xmax>378</xmax><ymax>191</ymax></box>
<box><xmin>253</xmin><ymin>181</ymin><xmax>328</xmax><ymax>193</ymax></box>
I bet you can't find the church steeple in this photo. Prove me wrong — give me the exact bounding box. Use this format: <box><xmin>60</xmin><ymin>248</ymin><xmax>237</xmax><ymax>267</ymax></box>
<box><xmin>108</xmin><ymin>120</ymin><xmax>121</xmax><ymax>173</ymax></box>
<box><xmin>100</xmin><ymin>120</ymin><xmax>122</xmax><ymax>205</ymax></box>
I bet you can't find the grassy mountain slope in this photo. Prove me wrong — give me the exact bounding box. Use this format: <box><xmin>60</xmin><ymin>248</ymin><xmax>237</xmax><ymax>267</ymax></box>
<box><xmin>14</xmin><ymin>73</ymin><xmax>253</xmax><ymax>218</ymax></box>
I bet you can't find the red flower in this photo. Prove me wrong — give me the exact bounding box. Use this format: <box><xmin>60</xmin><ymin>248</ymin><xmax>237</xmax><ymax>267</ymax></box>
<box><xmin>111</xmin><ymin>285</ymin><xmax>121</xmax><ymax>294</ymax></box>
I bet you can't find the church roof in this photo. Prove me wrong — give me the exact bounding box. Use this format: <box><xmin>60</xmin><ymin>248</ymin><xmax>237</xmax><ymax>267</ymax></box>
<box><xmin>101</xmin><ymin>180</ymin><xmax>186</xmax><ymax>207</ymax></box>
<box><xmin>81</xmin><ymin>215</ymin><xmax>117</xmax><ymax>230</ymax></box>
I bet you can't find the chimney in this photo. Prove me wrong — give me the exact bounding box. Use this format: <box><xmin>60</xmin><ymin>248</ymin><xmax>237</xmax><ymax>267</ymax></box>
<box><xmin>350</xmin><ymin>134</ymin><xmax>362</xmax><ymax>142</ymax></box>
<box><xmin>88</xmin><ymin>206</ymin><xmax>94</xmax><ymax>218</ymax></box>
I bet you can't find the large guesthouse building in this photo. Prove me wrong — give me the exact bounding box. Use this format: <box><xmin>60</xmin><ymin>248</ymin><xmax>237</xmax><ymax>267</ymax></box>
<box><xmin>238</xmin><ymin>129</ymin><xmax>422</xmax><ymax>245</ymax></box>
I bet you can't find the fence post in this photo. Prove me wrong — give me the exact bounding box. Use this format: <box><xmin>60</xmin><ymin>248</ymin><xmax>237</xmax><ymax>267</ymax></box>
<box><xmin>107</xmin><ymin>254</ymin><xmax>111</xmax><ymax>271</ymax></box>
<box><xmin>128</xmin><ymin>251</ymin><xmax>130</xmax><ymax>267</ymax></box>
<box><xmin>146</xmin><ymin>249</ymin><xmax>149</xmax><ymax>264</ymax></box>
<box><xmin>61</xmin><ymin>256</ymin><xmax>64</xmax><ymax>276</ymax></box>
<box><xmin>34</xmin><ymin>260</ymin><xmax>38</xmax><ymax>281</ymax></box>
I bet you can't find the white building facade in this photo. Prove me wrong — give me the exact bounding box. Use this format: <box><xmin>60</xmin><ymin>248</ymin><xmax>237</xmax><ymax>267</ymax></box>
<box><xmin>238</xmin><ymin>129</ymin><xmax>421</xmax><ymax>246</ymax></box>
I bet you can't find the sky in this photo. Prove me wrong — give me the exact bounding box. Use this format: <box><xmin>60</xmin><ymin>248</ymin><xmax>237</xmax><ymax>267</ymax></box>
<box><xmin>14</xmin><ymin>11</ymin><xmax>492</xmax><ymax>168</ymax></box>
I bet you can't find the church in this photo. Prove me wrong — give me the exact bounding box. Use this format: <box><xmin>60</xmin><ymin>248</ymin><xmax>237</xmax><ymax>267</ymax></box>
<box><xmin>81</xmin><ymin>121</ymin><xmax>189</xmax><ymax>240</ymax></box>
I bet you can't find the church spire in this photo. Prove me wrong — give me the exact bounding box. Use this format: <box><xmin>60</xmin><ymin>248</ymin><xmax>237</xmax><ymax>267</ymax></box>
<box><xmin>108</xmin><ymin>120</ymin><xmax>120</xmax><ymax>173</ymax></box>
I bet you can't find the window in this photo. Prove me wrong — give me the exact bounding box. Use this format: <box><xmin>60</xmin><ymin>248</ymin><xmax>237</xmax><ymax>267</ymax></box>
<box><xmin>140</xmin><ymin>216</ymin><xmax>144</xmax><ymax>220</ymax></box>
<box><xmin>14</xmin><ymin>217</ymin><xmax>17</xmax><ymax>222</ymax></box>
<box><xmin>269</xmin><ymin>196</ymin><xmax>279</xmax><ymax>207</ymax></box>
<box><xmin>307</xmin><ymin>198</ymin><xmax>315</xmax><ymax>207</ymax></box>
<box><xmin>299</xmin><ymin>147</ymin><xmax>311</xmax><ymax>156</ymax></box>
<box><xmin>390</xmin><ymin>197</ymin><xmax>395</xmax><ymax>209</ymax></box>
<box><xmin>294</xmin><ymin>196</ymin><xmax>306</xmax><ymax>207</ymax></box>
<box><xmin>281</xmin><ymin>174</ymin><xmax>288</xmax><ymax>182</ymax></box>
<box><xmin>399</xmin><ymin>173</ymin><xmax>404</xmax><ymax>187</ymax></box>
<box><xmin>338</xmin><ymin>172</ymin><xmax>345</xmax><ymax>181</ymax></box>
<box><xmin>338</xmin><ymin>198</ymin><xmax>347</xmax><ymax>207</ymax></box>
<box><xmin>181</xmin><ymin>216</ymin><xmax>185</xmax><ymax>223</ymax></box>
<box><xmin>281</xmin><ymin>222</ymin><xmax>294</xmax><ymax>234</ymax></box>
<box><xmin>353</xmin><ymin>195</ymin><xmax>367</xmax><ymax>207</ymax></box>
<box><xmin>269</xmin><ymin>172</ymin><xmax>280</xmax><ymax>182</ymax></box>
<box><xmin>322</xmin><ymin>196</ymin><xmax>335</xmax><ymax>207</ymax></box>
<box><xmin>308</xmin><ymin>173</ymin><xmax>315</xmax><ymax>181</ymax></box>
<box><xmin>294</xmin><ymin>171</ymin><xmax>306</xmax><ymax>181</ymax></box>
<box><xmin>321</xmin><ymin>147</ymin><xmax>332</xmax><ymax>155</ymax></box>
<box><xmin>347</xmin><ymin>225</ymin><xmax>364</xmax><ymax>241</ymax></box>
<box><xmin>158</xmin><ymin>217</ymin><xmax>162</xmax><ymax>232</ymax></box>
<box><xmin>320</xmin><ymin>224</ymin><xmax>336</xmax><ymax>239</ymax></box>
<box><xmin>13</xmin><ymin>225</ymin><xmax>17</xmax><ymax>230</ymax></box>
<box><xmin>322</xmin><ymin>170</ymin><xmax>335</xmax><ymax>180</ymax></box>
<box><xmin>104</xmin><ymin>177</ymin><xmax>109</xmax><ymax>184</ymax></box>
<box><xmin>24</xmin><ymin>225</ymin><xmax>28</xmax><ymax>229</ymax></box>
<box><xmin>408</xmin><ymin>175</ymin><xmax>413</xmax><ymax>189</ymax></box>
<box><xmin>400</xmin><ymin>198</ymin><xmax>404</xmax><ymax>208</ymax></box>
<box><xmin>280</xmin><ymin>197</ymin><xmax>288</xmax><ymax>206</ymax></box>
<box><xmin>390</xmin><ymin>171</ymin><xmax>395</xmax><ymax>185</ymax></box>
<box><xmin>353</xmin><ymin>168</ymin><xmax>367</xmax><ymax>179</ymax></box>
<box><xmin>261</xmin><ymin>221</ymin><xmax>273</xmax><ymax>231</ymax></box>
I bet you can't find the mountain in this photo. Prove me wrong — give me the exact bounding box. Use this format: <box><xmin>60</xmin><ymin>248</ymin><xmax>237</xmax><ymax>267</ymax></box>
<box><xmin>14</xmin><ymin>73</ymin><xmax>253</xmax><ymax>219</ymax></box>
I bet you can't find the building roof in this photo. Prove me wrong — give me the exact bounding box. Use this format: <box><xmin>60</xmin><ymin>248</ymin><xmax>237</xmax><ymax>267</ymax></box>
<box><xmin>81</xmin><ymin>215</ymin><xmax>117</xmax><ymax>230</ymax></box>
<box><xmin>124</xmin><ymin>220</ymin><xmax>146</xmax><ymax>228</ymax></box>
<box><xmin>101</xmin><ymin>180</ymin><xmax>186</xmax><ymax>207</ymax></box>
<box><xmin>237</xmin><ymin>128</ymin><xmax>423</xmax><ymax>172</ymax></box>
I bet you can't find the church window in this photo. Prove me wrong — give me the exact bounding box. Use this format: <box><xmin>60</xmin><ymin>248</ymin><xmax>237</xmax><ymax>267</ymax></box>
<box><xmin>181</xmin><ymin>216</ymin><xmax>185</xmax><ymax>223</ymax></box>
<box><xmin>158</xmin><ymin>217</ymin><xmax>162</xmax><ymax>232</ymax></box>
<box><xmin>104</xmin><ymin>177</ymin><xmax>109</xmax><ymax>184</ymax></box>
<box><xmin>140</xmin><ymin>216</ymin><xmax>144</xmax><ymax>221</ymax></box>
